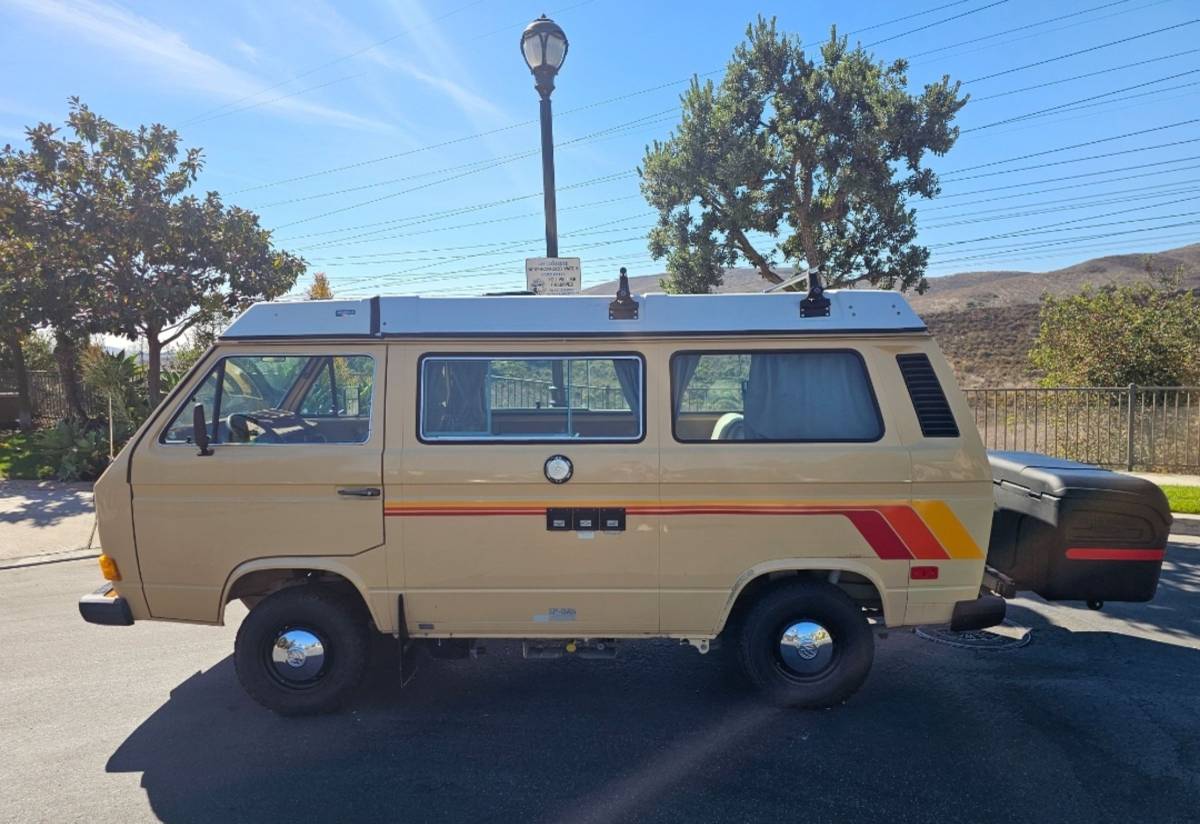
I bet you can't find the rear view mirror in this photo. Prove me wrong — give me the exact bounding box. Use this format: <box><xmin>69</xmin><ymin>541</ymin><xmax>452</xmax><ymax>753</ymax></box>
<box><xmin>193</xmin><ymin>404</ymin><xmax>213</xmax><ymax>456</ymax></box>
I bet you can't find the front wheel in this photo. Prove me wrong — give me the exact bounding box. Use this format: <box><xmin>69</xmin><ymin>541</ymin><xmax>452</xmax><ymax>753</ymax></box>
<box><xmin>738</xmin><ymin>580</ymin><xmax>874</xmax><ymax>708</ymax></box>
<box><xmin>234</xmin><ymin>585</ymin><xmax>369</xmax><ymax>715</ymax></box>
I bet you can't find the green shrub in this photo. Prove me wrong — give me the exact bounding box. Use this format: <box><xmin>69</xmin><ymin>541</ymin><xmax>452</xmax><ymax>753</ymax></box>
<box><xmin>30</xmin><ymin>420</ymin><xmax>111</xmax><ymax>482</ymax></box>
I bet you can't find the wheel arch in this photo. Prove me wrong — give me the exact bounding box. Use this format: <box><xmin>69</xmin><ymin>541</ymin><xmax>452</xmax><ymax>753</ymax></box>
<box><xmin>219</xmin><ymin>557</ymin><xmax>388</xmax><ymax>631</ymax></box>
<box><xmin>714</xmin><ymin>559</ymin><xmax>897</xmax><ymax>637</ymax></box>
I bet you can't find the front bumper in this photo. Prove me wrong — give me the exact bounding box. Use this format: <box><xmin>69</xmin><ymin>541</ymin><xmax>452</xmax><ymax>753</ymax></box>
<box><xmin>949</xmin><ymin>593</ymin><xmax>1006</xmax><ymax>632</ymax></box>
<box><xmin>79</xmin><ymin>582</ymin><xmax>134</xmax><ymax>626</ymax></box>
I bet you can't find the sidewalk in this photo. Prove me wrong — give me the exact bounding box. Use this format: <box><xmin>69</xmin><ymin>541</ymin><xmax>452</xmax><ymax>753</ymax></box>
<box><xmin>1129</xmin><ymin>471</ymin><xmax>1200</xmax><ymax>486</ymax></box>
<box><xmin>0</xmin><ymin>481</ymin><xmax>96</xmax><ymax>567</ymax></box>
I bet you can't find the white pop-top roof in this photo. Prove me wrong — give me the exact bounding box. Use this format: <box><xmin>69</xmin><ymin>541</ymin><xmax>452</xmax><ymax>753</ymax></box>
<box><xmin>221</xmin><ymin>289</ymin><xmax>926</xmax><ymax>339</ymax></box>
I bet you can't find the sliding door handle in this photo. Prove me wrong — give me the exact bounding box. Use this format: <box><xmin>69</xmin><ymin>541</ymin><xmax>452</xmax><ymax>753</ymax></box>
<box><xmin>338</xmin><ymin>487</ymin><xmax>381</xmax><ymax>498</ymax></box>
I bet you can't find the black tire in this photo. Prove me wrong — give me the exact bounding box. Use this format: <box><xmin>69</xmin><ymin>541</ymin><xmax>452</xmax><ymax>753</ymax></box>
<box><xmin>234</xmin><ymin>585</ymin><xmax>370</xmax><ymax>715</ymax></box>
<box><xmin>737</xmin><ymin>580</ymin><xmax>874</xmax><ymax>708</ymax></box>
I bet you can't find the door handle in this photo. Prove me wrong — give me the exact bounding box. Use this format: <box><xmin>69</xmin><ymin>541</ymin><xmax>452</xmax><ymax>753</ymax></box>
<box><xmin>338</xmin><ymin>487</ymin><xmax>381</xmax><ymax>498</ymax></box>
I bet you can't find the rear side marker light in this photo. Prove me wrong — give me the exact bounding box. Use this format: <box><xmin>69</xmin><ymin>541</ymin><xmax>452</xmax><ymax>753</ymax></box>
<box><xmin>911</xmin><ymin>565</ymin><xmax>939</xmax><ymax>580</ymax></box>
<box><xmin>98</xmin><ymin>554</ymin><xmax>121</xmax><ymax>581</ymax></box>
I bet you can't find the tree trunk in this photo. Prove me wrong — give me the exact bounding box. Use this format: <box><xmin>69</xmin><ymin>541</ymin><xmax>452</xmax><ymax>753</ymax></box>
<box><xmin>53</xmin><ymin>331</ymin><xmax>89</xmax><ymax>423</ymax></box>
<box><xmin>2</xmin><ymin>330</ymin><xmax>34</xmax><ymax>430</ymax></box>
<box><xmin>146</xmin><ymin>333</ymin><xmax>163</xmax><ymax>406</ymax></box>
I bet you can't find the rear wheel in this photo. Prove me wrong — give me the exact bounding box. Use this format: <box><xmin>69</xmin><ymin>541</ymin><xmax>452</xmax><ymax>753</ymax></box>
<box><xmin>738</xmin><ymin>580</ymin><xmax>874</xmax><ymax>708</ymax></box>
<box><xmin>234</xmin><ymin>585</ymin><xmax>369</xmax><ymax>715</ymax></box>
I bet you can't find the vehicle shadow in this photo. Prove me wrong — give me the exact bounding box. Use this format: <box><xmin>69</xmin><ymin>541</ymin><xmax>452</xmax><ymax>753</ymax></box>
<box><xmin>108</xmin><ymin>626</ymin><xmax>1200</xmax><ymax>823</ymax></box>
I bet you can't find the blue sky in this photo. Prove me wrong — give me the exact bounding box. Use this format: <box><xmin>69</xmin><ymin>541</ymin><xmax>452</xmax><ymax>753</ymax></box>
<box><xmin>2</xmin><ymin>0</ymin><xmax>1197</xmax><ymax>299</ymax></box>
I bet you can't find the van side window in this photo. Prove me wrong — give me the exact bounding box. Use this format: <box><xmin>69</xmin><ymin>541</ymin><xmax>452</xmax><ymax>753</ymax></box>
<box><xmin>671</xmin><ymin>350</ymin><xmax>882</xmax><ymax>443</ymax></box>
<box><xmin>420</xmin><ymin>355</ymin><xmax>643</xmax><ymax>442</ymax></box>
<box><xmin>161</xmin><ymin>355</ymin><xmax>374</xmax><ymax>445</ymax></box>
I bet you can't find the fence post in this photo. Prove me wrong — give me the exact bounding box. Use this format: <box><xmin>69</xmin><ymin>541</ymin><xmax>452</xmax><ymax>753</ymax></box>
<box><xmin>1126</xmin><ymin>383</ymin><xmax>1137</xmax><ymax>471</ymax></box>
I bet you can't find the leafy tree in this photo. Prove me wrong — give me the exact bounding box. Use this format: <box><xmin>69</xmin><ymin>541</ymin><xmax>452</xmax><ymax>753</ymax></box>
<box><xmin>305</xmin><ymin>272</ymin><xmax>334</xmax><ymax>300</ymax></box>
<box><xmin>1</xmin><ymin>125</ymin><xmax>101</xmax><ymax>423</ymax></box>
<box><xmin>1030</xmin><ymin>266</ymin><xmax>1200</xmax><ymax>387</ymax></box>
<box><xmin>0</xmin><ymin>158</ymin><xmax>40</xmax><ymax>429</ymax></box>
<box><xmin>640</xmin><ymin>18</ymin><xmax>967</xmax><ymax>293</ymax></box>
<box><xmin>7</xmin><ymin>100</ymin><xmax>307</xmax><ymax>407</ymax></box>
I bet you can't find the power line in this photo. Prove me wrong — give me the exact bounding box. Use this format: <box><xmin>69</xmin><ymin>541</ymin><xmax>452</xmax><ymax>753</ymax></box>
<box><xmin>961</xmin><ymin>70</ymin><xmax>1200</xmax><ymax>133</ymax></box>
<box><xmin>921</xmin><ymin>182</ymin><xmax>1200</xmax><ymax>229</ymax></box>
<box><xmin>934</xmin><ymin>154</ymin><xmax>1200</xmax><ymax>201</ymax></box>
<box><xmin>970</xmin><ymin>48</ymin><xmax>1200</xmax><ymax>101</ymax></box>
<box><xmin>907</xmin><ymin>0</ymin><xmax>1145</xmax><ymax>60</ymax></box>
<box><xmin>962</xmin><ymin>19</ymin><xmax>1200</xmax><ymax>84</ymax></box>
<box><xmin>285</xmin><ymin>171</ymin><xmax>636</xmax><ymax>248</ymax></box>
<box><xmin>928</xmin><ymin>201</ymin><xmax>1200</xmax><ymax>249</ymax></box>
<box><xmin>942</xmin><ymin>119</ymin><xmax>1200</xmax><ymax>176</ymax></box>
<box><xmin>272</xmin><ymin>111</ymin><xmax>672</xmax><ymax>230</ymax></box>
<box><xmin>848</xmin><ymin>0</ymin><xmax>977</xmax><ymax>35</ymax></box>
<box><xmin>927</xmin><ymin>221</ymin><xmax>1200</xmax><ymax>268</ymax></box>
<box><xmin>864</xmin><ymin>0</ymin><xmax>1010</xmax><ymax>47</ymax></box>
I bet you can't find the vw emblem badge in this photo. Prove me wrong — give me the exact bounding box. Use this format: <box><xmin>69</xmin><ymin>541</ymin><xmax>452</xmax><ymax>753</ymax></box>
<box><xmin>544</xmin><ymin>455</ymin><xmax>573</xmax><ymax>484</ymax></box>
<box><xmin>286</xmin><ymin>647</ymin><xmax>307</xmax><ymax>668</ymax></box>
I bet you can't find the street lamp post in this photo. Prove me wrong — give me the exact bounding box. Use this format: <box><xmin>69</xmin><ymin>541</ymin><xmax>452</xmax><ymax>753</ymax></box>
<box><xmin>521</xmin><ymin>14</ymin><xmax>569</xmax><ymax>258</ymax></box>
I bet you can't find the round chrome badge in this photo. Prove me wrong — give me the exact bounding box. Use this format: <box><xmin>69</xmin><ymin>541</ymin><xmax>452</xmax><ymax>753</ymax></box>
<box><xmin>544</xmin><ymin>455</ymin><xmax>573</xmax><ymax>484</ymax></box>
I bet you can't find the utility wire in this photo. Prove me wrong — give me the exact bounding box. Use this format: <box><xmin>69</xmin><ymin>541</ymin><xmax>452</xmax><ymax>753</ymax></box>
<box><xmin>865</xmin><ymin>0</ymin><xmax>1010</xmax><ymax>47</ymax></box>
<box><xmin>961</xmin><ymin>70</ymin><xmax>1200</xmax><ymax>133</ymax></box>
<box><xmin>970</xmin><ymin>48</ymin><xmax>1200</xmax><ymax>101</ymax></box>
<box><xmin>963</xmin><ymin>19</ymin><xmax>1200</xmax><ymax>84</ymax></box>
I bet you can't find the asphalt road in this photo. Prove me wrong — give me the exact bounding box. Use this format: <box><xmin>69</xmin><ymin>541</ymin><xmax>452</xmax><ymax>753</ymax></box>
<box><xmin>2</xmin><ymin>545</ymin><xmax>1198</xmax><ymax>824</ymax></box>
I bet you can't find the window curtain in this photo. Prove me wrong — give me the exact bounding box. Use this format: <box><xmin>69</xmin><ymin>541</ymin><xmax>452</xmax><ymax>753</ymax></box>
<box><xmin>423</xmin><ymin>360</ymin><xmax>489</xmax><ymax>433</ymax></box>
<box><xmin>743</xmin><ymin>353</ymin><xmax>880</xmax><ymax>441</ymax></box>
<box><xmin>612</xmin><ymin>358</ymin><xmax>640</xmax><ymax>412</ymax></box>
<box><xmin>670</xmin><ymin>354</ymin><xmax>701</xmax><ymax>416</ymax></box>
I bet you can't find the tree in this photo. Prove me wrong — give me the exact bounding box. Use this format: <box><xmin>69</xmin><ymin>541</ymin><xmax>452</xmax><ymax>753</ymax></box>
<box><xmin>1029</xmin><ymin>266</ymin><xmax>1200</xmax><ymax>387</ymax></box>
<box><xmin>1</xmin><ymin>124</ymin><xmax>102</xmax><ymax>423</ymax></box>
<box><xmin>305</xmin><ymin>272</ymin><xmax>334</xmax><ymax>300</ymax></box>
<box><xmin>0</xmin><ymin>158</ymin><xmax>39</xmax><ymax>429</ymax></box>
<box><xmin>7</xmin><ymin>100</ymin><xmax>307</xmax><ymax>407</ymax></box>
<box><xmin>639</xmin><ymin>18</ymin><xmax>967</xmax><ymax>293</ymax></box>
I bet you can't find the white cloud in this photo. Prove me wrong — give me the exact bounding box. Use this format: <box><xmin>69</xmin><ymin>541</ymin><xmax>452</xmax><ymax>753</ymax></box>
<box><xmin>232</xmin><ymin>38</ymin><xmax>259</xmax><ymax>64</ymax></box>
<box><xmin>0</xmin><ymin>0</ymin><xmax>393</xmax><ymax>131</ymax></box>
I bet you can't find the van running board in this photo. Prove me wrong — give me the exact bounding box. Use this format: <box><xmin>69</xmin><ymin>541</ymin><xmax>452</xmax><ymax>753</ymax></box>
<box><xmin>522</xmin><ymin>639</ymin><xmax>619</xmax><ymax>660</ymax></box>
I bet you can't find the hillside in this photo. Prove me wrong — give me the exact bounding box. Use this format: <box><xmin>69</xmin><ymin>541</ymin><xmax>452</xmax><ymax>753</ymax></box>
<box><xmin>582</xmin><ymin>243</ymin><xmax>1200</xmax><ymax>386</ymax></box>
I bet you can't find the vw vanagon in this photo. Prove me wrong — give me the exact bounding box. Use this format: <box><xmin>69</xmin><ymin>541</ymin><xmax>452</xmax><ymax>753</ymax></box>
<box><xmin>79</xmin><ymin>281</ymin><xmax>1010</xmax><ymax>714</ymax></box>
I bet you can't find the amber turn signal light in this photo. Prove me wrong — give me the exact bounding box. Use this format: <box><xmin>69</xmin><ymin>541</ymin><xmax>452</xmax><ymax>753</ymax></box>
<box><xmin>98</xmin><ymin>554</ymin><xmax>121</xmax><ymax>581</ymax></box>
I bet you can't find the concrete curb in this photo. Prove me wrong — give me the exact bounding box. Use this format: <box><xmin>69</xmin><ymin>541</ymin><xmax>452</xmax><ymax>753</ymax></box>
<box><xmin>1171</xmin><ymin>513</ymin><xmax>1200</xmax><ymax>537</ymax></box>
<box><xmin>0</xmin><ymin>548</ymin><xmax>100</xmax><ymax>571</ymax></box>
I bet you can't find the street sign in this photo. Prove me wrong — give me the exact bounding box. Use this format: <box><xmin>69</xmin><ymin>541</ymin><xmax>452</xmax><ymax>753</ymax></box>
<box><xmin>525</xmin><ymin>257</ymin><xmax>581</xmax><ymax>295</ymax></box>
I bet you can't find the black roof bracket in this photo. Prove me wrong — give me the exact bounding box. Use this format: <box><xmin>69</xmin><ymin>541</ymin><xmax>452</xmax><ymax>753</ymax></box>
<box><xmin>608</xmin><ymin>267</ymin><xmax>640</xmax><ymax>320</ymax></box>
<box><xmin>799</xmin><ymin>270</ymin><xmax>831</xmax><ymax>318</ymax></box>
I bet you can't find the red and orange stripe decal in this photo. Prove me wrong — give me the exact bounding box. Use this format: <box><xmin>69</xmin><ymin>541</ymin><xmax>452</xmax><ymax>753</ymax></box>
<box><xmin>385</xmin><ymin>499</ymin><xmax>985</xmax><ymax>561</ymax></box>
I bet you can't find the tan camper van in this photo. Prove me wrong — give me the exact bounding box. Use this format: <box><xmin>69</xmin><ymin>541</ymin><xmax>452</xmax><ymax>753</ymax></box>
<box><xmin>79</xmin><ymin>281</ymin><xmax>1009</xmax><ymax>714</ymax></box>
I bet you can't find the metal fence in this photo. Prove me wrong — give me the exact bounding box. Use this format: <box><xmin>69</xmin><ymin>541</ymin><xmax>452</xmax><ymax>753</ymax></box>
<box><xmin>965</xmin><ymin>386</ymin><xmax>1200</xmax><ymax>472</ymax></box>
<box><xmin>0</xmin><ymin>370</ymin><xmax>97</xmax><ymax>423</ymax></box>
<box><xmin>489</xmin><ymin>375</ymin><xmax>629</xmax><ymax>411</ymax></box>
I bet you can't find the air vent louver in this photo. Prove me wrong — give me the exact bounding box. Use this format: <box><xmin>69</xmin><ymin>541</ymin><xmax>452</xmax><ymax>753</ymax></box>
<box><xmin>896</xmin><ymin>354</ymin><xmax>959</xmax><ymax>438</ymax></box>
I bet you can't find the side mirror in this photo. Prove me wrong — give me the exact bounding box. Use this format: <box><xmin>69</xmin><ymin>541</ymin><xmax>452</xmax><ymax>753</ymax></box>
<box><xmin>193</xmin><ymin>404</ymin><xmax>214</xmax><ymax>456</ymax></box>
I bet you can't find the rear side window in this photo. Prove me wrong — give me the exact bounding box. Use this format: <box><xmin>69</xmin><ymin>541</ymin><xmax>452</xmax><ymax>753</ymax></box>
<box><xmin>419</xmin><ymin>354</ymin><xmax>643</xmax><ymax>442</ymax></box>
<box><xmin>671</xmin><ymin>350</ymin><xmax>883</xmax><ymax>443</ymax></box>
<box><xmin>162</xmin><ymin>354</ymin><xmax>375</xmax><ymax>445</ymax></box>
<box><xmin>896</xmin><ymin>353</ymin><xmax>959</xmax><ymax>438</ymax></box>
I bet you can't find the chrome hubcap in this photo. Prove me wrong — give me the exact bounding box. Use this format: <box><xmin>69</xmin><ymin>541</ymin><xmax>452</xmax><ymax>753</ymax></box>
<box><xmin>778</xmin><ymin>620</ymin><xmax>835</xmax><ymax>676</ymax></box>
<box><xmin>270</xmin><ymin>628</ymin><xmax>326</xmax><ymax>686</ymax></box>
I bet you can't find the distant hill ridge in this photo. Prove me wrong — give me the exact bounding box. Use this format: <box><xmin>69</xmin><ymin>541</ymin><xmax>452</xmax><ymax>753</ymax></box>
<box><xmin>581</xmin><ymin>243</ymin><xmax>1200</xmax><ymax>386</ymax></box>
